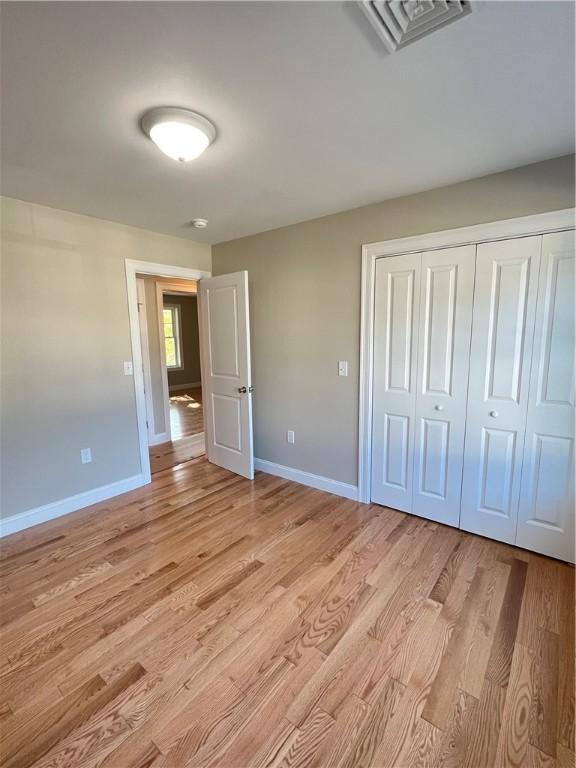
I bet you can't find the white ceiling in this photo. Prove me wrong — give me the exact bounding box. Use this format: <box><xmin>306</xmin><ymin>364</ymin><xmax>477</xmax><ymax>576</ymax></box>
<box><xmin>1</xmin><ymin>1</ymin><xmax>574</xmax><ymax>244</ymax></box>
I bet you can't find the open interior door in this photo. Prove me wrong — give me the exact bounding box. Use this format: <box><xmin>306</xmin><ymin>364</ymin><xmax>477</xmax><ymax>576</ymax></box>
<box><xmin>199</xmin><ymin>271</ymin><xmax>254</xmax><ymax>479</ymax></box>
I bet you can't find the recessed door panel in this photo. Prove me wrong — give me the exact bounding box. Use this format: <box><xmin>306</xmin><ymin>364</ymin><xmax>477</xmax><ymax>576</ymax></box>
<box><xmin>478</xmin><ymin>428</ymin><xmax>517</xmax><ymax>517</ymax></box>
<box><xmin>208</xmin><ymin>285</ymin><xmax>240</xmax><ymax>378</ymax></box>
<box><xmin>461</xmin><ymin>236</ymin><xmax>541</xmax><ymax>543</ymax></box>
<box><xmin>486</xmin><ymin>257</ymin><xmax>530</xmax><ymax>403</ymax></box>
<box><xmin>419</xmin><ymin>418</ymin><xmax>449</xmax><ymax>499</ymax></box>
<box><xmin>517</xmin><ymin>230</ymin><xmax>575</xmax><ymax>561</ymax></box>
<box><xmin>212</xmin><ymin>394</ymin><xmax>242</xmax><ymax>452</ymax></box>
<box><xmin>386</xmin><ymin>271</ymin><xmax>416</xmax><ymax>392</ymax></box>
<box><xmin>383</xmin><ymin>414</ymin><xmax>409</xmax><ymax>489</ymax></box>
<box><xmin>371</xmin><ymin>253</ymin><xmax>420</xmax><ymax>511</ymax></box>
<box><xmin>422</xmin><ymin>264</ymin><xmax>457</xmax><ymax>396</ymax></box>
<box><xmin>413</xmin><ymin>245</ymin><xmax>475</xmax><ymax>526</ymax></box>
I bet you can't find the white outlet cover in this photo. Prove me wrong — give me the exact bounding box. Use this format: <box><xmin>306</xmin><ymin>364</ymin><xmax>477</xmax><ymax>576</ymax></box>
<box><xmin>80</xmin><ymin>447</ymin><xmax>92</xmax><ymax>464</ymax></box>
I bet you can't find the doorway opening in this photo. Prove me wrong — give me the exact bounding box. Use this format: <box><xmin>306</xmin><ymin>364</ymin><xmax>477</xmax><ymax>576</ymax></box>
<box><xmin>133</xmin><ymin>269</ymin><xmax>208</xmax><ymax>475</ymax></box>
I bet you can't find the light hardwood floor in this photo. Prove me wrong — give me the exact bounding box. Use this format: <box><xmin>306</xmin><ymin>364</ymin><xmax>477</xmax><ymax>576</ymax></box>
<box><xmin>169</xmin><ymin>387</ymin><xmax>204</xmax><ymax>439</ymax></box>
<box><xmin>0</xmin><ymin>458</ymin><xmax>574</xmax><ymax>768</ymax></box>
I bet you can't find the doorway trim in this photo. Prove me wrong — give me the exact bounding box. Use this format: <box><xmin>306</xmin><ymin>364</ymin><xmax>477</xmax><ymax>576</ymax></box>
<box><xmin>126</xmin><ymin>260</ymin><xmax>211</xmax><ymax>484</ymax></box>
<box><xmin>358</xmin><ymin>208</ymin><xmax>575</xmax><ymax>504</ymax></box>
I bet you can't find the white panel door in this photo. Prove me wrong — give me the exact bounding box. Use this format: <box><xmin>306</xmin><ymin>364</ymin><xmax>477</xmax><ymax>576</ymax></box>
<box><xmin>412</xmin><ymin>245</ymin><xmax>475</xmax><ymax>526</ymax></box>
<box><xmin>516</xmin><ymin>230</ymin><xmax>575</xmax><ymax>562</ymax></box>
<box><xmin>460</xmin><ymin>236</ymin><xmax>541</xmax><ymax>543</ymax></box>
<box><xmin>371</xmin><ymin>253</ymin><xmax>420</xmax><ymax>510</ymax></box>
<box><xmin>199</xmin><ymin>271</ymin><xmax>254</xmax><ymax>479</ymax></box>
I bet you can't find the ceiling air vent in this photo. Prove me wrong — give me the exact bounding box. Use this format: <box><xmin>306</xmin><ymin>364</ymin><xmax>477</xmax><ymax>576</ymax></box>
<box><xmin>358</xmin><ymin>1</ymin><xmax>471</xmax><ymax>53</ymax></box>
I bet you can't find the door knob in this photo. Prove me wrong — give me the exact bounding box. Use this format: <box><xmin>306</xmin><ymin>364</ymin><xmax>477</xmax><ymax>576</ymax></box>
<box><xmin>489</xmin><ymin>410</ymin><xmax>498</xmax><ymax>417</ymax></box>
<box><xmin>434</xmin><ymin>405</ymin><xmax>444</xmax><ymax>411</ymax></box>
<box><xmin>238</xmin><ymin>386</ymin><xmax>247</xmax><ymax>394</ymax></box>
<box><xmin>248</xmin><ymin>386</ymin><xmax>254</xmax><ymax>393</ymax></box>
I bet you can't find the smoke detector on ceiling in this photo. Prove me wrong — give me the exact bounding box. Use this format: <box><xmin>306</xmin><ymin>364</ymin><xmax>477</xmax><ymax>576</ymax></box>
<box><xmin>190</xmin><ymin>218</ymin><xmax>209</xmax><ymax>229</ymax></box>
<box><xmin>358</xmin><ymin>1</ymin><xmax>471</xmax><ymax>53</ymax></box>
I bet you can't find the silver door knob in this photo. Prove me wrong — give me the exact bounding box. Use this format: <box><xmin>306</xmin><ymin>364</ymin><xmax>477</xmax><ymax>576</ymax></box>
<box><xmin>489</xmin><ymin>410</ymin><xmax>498</xmax><ymax>417</ymax></box>
<box><xmin>248</xmin><ymin>386</ymin><xmax>254</xmax><ymax>393</ymax></box>
<box><xmin>434</xmin><ymin>405</ymin><xmax>444</xmax><ymax>411</ymax></box>
<box><xmin>238</xmin><ymin>386</ymin><xmax>247</xmax><ymax>394</ymax></box>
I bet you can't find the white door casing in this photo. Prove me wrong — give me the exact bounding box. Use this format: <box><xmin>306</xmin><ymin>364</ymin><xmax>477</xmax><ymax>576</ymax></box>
<box><xmin>460</xmin><ymin>236</ymin><xmax>541</xmax><ymax>543</ymax></box>
<box><xmin>371</xmin><ymin>253</ymin><xmax>420</xmax><ymax>510</ymax></box>
<box><xmin>516</xmin><ymin>230</ymin><xmax>575</xmax><ymax>562</ymax></box>
<box><xmin>199</xmin><ymin>271</ymin><xmax>254</xmax><ymax>479</ymax></box>
<box><xmin>412</xmin><ymin>245</ymin><xmax>475</xmax><ymax>526</ymax></box>
<box><xmin>136</xmin><ymin>278</ymin><xmax>156</xmax><ymax>444</ymax></box>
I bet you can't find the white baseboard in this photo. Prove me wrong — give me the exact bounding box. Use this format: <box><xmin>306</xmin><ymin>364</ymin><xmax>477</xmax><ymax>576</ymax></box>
<box><xmin>148</xmin><ymin>431</ymin><xmax>170</xmax><ymax>446</ymax></box>
<box><xmin>254</xmin><ymin>458</ymin><xmax>359</xmax><ymax>502</ymax></box>
<box><xmin>0</xmin><ymin>474</ymin><xmax>147</xmax><ymax>538</ymax></box>
<box><xmin>169</xmin><ymin>382</ymin><xmax>202</xmax><ymax>392</ymax></box>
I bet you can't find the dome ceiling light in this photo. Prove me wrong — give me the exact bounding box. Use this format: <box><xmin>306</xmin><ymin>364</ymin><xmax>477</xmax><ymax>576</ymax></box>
<box><xmin>141</xmin><ymin>107</ymin><xmax>216</xmax><ymax>162</ymax></box>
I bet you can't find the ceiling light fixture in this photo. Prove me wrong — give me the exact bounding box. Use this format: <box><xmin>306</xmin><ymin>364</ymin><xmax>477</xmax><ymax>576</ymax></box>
<box><xmin>141</xmin><ymin>107</ymin><xmax>216</xmax><ymax>162</ymax></box>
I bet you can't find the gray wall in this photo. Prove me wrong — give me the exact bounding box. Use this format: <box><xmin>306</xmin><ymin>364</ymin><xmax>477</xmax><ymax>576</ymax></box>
<box><xmin>1</xmin><ymin>197</ymin><xmax>210</xmax><ymax>519</ymax></box>
<box><xmin>213</xmin><ymin>155</ymin><xmax>575</xmax><ymax>487</ymax></box>
<box><xmin>165</xmin><ymin>294</ymin><xmax>201</xmax><ymax>388</ymax></box>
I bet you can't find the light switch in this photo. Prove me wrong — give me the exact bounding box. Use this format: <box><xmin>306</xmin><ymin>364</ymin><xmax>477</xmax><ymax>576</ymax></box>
<box><xmin>338</xmin><ymin>360</ymin><xmax>348</xmax><ymax>377</ymax></box>
<box><xmin>124</xmin><ymin>361</ymin><xmax>133</xmax><ymax>376</ymax></box>
<box><xmin>287</xmin><ymin>430</ymin><xmax>295</xmax><ymax>444</ymax></box>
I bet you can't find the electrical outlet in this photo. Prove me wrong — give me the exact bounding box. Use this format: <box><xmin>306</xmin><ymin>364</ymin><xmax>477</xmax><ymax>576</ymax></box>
<box><xmin>80</xmin><ymin>448</ymin><xmax>92</xmax><ymax>464</ymax></box>
<box><xmin>287</xmin><ymin>430</ymin><xmax>295</xmax><ymax>444</ymax></box>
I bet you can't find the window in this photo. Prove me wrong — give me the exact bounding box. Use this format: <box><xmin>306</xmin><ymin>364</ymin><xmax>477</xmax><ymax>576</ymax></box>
<box><xmin>163</xmin><ymin>304</ymin><xmax>183</xmax><ymax>369</ymax></box>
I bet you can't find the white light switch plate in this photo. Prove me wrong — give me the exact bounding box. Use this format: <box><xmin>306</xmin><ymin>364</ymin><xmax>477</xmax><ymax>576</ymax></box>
<box><xmin>124</xmin><ymin>361</ymin><xmax>133</xmax><ymax>376</ymax></box>
<box><xmin>287</xmin><ymin>430</ymin><xmax>295</xmax><ymax>444</ymax></box>
<box><xmin>338</xmin><ymin>360</ymin><xmax>348</xmax><ymax>377</ymax></box>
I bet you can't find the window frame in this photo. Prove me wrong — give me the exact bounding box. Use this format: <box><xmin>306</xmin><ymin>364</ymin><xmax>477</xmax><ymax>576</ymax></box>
<box><xmin>162</xmin><ymin>303</ymin><xmax>184</xmax><ymax>371</ymax></box>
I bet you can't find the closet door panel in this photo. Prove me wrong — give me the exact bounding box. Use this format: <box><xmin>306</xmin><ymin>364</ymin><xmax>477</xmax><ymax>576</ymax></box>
<box><xmin>413</xmin><ymin>245</ymin><xmax>475</xmax><ymax>526</ymax></box>
<box><xmin>517</xmin><ymin>230</ymin><xmax>575</xmax><ymax>562</ymax></box>
<box><xmin>460</xmin><ymin>236</ymin><xmax>541</xmax><ymax>543</ymax></box>
<box><xmin>371</xmin><ymin>253</ymin><xmax>420</xmax><ymax>510</ymax></box>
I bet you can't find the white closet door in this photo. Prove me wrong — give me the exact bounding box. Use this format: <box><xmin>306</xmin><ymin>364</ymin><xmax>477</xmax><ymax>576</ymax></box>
<box><xmin>371</xmin><ymin>253</ymin><xmax>420</xmax><ymax>511</ymax></box>
<box><xmin>516</xmin><ymin>230</ymin><xmax>575</xmax><ymax>562</ymax></box>
<box><xmin>460</xmin><ymin>236</ymin><xmax>541</xmax><ymax>543</ymax></box>
<box><xmin>412</xmin><ymin>246</ymin><xmax>475</xmax><ymax>526</ymax></box>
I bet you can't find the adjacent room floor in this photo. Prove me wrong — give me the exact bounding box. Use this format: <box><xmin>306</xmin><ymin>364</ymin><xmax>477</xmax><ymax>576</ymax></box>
<box><xmin>0</xmin><ymin>458</ymin><xmax>574</xmax><ymax>768</ymax></box>
<box><xmin>169</xmin><ymin>386</ymin><xmax>204</xmax><ymax>439</ymax></box>
<box><xmin>149</xmin><ymin>387</ymin><xmax>205</xmax><ymax>474</ymax></box>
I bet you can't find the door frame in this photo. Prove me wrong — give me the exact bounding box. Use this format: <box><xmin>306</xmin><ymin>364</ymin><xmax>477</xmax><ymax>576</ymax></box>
<box><xmin>126</xmin><ymin>260</ymin><xmax>211</xmax><ymax>484</ymax></box>
<box><xmin>358</xmin><ymin>208</ymin><xmax>575</xmax><ymax>504</ymax></box>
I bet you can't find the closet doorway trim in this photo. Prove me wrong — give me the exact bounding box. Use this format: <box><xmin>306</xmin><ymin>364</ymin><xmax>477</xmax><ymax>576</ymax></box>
<box><xmin>358</xmin><ymin>208</ymin><xmax>576</xmax><ymax>504</ymax></box>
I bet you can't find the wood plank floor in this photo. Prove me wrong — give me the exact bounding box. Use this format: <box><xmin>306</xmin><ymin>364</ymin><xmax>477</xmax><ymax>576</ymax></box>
<box><xmin>0</xmin><ymin>458</ymin><xmax>573</xmax><ymax>768</ymax></box>
<box><xmin>149</xmin><ymin>434</ymin><xmax>205</xmax><ymax>475</ymax></box>
<box><xmin>169</xmin><ymin>387</ymin><xmax>204</xmax><ymax>439</ymax></box>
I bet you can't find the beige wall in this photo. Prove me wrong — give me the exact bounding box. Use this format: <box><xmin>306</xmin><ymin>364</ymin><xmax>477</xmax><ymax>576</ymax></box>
<box><xmin>165</xmin><ymin>294</ymin><xmax>201</xmax><ymax>388</ymax></box>
<box><xmin>1</xmin><ymin>197</ymin><xmax>211</xmax><ymax>519</ymax></box>
<box><xmin>213</xmin><ymin>155</ymin><xmax>575</xmax><ymax>487</ymax></box>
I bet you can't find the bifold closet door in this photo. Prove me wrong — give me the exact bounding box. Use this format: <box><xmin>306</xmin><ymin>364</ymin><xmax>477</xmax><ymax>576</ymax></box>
<box><xmin>371</xmin><ymin>253</ymin><xmax>420</xmax><ymax>511</ymax></box>
<box><xmin>412</xmin><ymin>246</ymin><xmax>475</xmax><ymax>526</ymax></box>
<box><xmin>516</xmin><ymin>230</ymin><xmax>575</xmax><ymax>563</ymax></box>
<box><xmin>460</xmin><ymin>236</ymin><xmax>541</xmax><ymax>544</ymax></box>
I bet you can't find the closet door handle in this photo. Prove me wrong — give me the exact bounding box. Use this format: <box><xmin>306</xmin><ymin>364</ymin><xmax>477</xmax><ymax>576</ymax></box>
<box><xmin>489</xmin><ymin>410</ymin><xmax>498</xmax><ymax>418</ymax></box>
<box><xmin>434</xmin><ymin>405</ymin><xmax>444</xmax><ymax>411</ymax></box>
<box><xmin>238</xmin><ymin>386</ymin><xmax>247</xmax><ymax>394</ymax></box>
